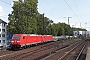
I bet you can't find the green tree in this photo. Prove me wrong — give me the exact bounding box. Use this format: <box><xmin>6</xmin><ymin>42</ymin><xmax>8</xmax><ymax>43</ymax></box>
<box><xmin>50</xmin><ymin>23</ymin><xmax>58</xmax><ymax>36</ymax></box>
<box><xmin>7</xmin><ymin>0</ymin><xmax>87</xmax><ymax>36</ymax></box>
<box><xmin>57</xmin><ymin>23</ymin><xmax>65</xmax><ymax>36</ymax></box>
<box><xmin>7</xmin><ymin>0</ymin><xmax>38</xmax><ymax>34</ymax></box>
<box><xmin>36</xmin><ymin>14</ymin><xmax>53</xmax><ymax>34</ymax></box>
<box><xmin>36</xmin><ymin>14</ymin><xmax>43</xmax><ymax>34</ymax></box>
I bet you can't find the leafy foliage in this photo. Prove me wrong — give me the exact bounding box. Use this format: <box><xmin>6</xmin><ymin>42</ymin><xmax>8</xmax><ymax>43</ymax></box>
<box><xmin>7</xmin><ymin>0</ymin><xmax>87</xmax><ymax>36</ymax></box>
<box><xmin>7</xmin><ymin>0</ymin><xmax>38</xmax><ymax>34</ymax></box>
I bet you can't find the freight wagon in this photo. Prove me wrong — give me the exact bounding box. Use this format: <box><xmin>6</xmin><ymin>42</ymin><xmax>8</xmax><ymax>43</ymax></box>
<box><xmin>10</xmin><ymin>34</ymin><xmax>53</xmax><ymax>50</ymax></box>
<box><xmin>7</xmin><ymin>33</ymin><xmax>13</xmax><ymax>47</ymax></box>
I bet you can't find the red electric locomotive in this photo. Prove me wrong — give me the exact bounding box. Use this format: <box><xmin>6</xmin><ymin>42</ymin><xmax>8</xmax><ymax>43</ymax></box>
<box><xmin>10</xmin><ymin>34</ymin><xmax>53</xmax><ymax>50</ymax></box>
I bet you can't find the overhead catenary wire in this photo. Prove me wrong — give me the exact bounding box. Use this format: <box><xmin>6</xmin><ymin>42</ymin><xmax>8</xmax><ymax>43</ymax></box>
<box><xmin>64</xmin><ymin>0</ymin><xmax>80</xmax><ymax>21</ymax></box>
<box><xmin>0</xmin><ymin>0</ymin><xmax>11</xmax><ymax>5</ymax></box>
<box><xmin>0</xmin><ymin>0</ymin><xmax>11</xmax><ymax>17</ymax></box>
<box><xmin>42</xmin><ymin>0</ymin><xmax>63</xmax><ymax>18</ymax></box>
<box><xmin>74</xmin><ymin>0</ymin><xmax>83</xmax><ymax>19</ymax></box>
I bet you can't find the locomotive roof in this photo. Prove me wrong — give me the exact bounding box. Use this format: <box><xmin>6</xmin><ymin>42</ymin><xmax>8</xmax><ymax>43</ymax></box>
<box><xmin>26</xmin><ymin>34</ymin><xmax>39</xmax><ymax>36</ymax></box>
<box><xmin>13</xmin><ymin>34</ymin><xmax>52</xmax><ymax>36</ymax></box>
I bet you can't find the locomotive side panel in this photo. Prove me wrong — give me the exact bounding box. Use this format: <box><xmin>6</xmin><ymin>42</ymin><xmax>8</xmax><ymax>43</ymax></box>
<box><xmin>10</xmin><ymin>34</ymin><xmax>53</xmax><ymax>50</ymax></box>
<box><xmin>25</xmin><ymin>36</ymin><xmax>42</xmax><ymax>45</ymax></box>
<box><xmin>20</xmin><ymin>36</ymin><xmax>26</xmax><ymax>47</ymax></box>
<box><xmin>45</xmin><ymin>35</ymin><xmax>53</xmax><ymax>42</ymax></box>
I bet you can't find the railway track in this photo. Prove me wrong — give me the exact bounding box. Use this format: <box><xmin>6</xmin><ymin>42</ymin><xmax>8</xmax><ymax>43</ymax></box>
<box><xmin>0</xmin><ymin>40</ymin><xmax>79</xmax><ymax>60</ymax></box>
<box><xmin>0</xmin><ymin>50</ymin><xmax>15</xmax><ymax>56</ymax></box>
<box><xmin>41</xmin><ymin>40</ymin><xmax>86</xmax><ymax>60</ymax></box>
<box><xmin>77</xmin><ymin>40</ymin><xmax>90</xmax><ymax>60</ymax></box>
<box><xmin>58</xmin><ymin>40</ymin><xmax>87</xmax><ymax>60</ymax></box>
<box><xmin>75</xmin><ymin>43</ymin><xmax>86</xmax><ymax>60</ymax></box>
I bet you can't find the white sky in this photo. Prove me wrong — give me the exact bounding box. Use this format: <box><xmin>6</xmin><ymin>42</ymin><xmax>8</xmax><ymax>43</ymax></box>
<box><xmin>0</xmin><ymin>0</ymin><xmax>90</xmax><ymax>31</ymax></box>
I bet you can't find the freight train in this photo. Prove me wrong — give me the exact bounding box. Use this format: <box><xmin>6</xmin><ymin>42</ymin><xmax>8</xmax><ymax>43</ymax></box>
<box><xmin>10</xmin><ymin>34</ymin><xmax>53</xmax><ymax>50</ymax></box>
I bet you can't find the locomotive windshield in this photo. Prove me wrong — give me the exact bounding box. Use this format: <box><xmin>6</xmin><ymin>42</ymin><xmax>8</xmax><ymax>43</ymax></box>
<box><xmin>12</xmin><ymin>36</ymin><xmax>20</xmax><ymax>39</ymax></box>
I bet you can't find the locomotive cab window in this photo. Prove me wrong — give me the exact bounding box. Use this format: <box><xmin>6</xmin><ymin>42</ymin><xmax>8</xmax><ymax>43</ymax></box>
<box><xmin>12</xmin><ymin>36</ymin><xmax>20</xmax><ymax>39</ymax></box>
<box><xmin>23</xmin><ymin>36</ymin><xmax>25</xmax><ymax>39</ymax></box>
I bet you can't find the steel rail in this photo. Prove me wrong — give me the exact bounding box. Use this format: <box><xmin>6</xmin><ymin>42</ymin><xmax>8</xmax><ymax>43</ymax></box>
<box><xmin>58</xmin><ymin>41</ymin><xmax>85</xmax><ymax>60</ymax></box>
<box><xmin>75</xmin><ymin>42</ymin><xmax>87</xmax><ymax>60</ymax></box>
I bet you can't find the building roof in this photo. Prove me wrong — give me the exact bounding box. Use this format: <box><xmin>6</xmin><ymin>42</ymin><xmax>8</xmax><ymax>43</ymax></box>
<box><xmin>0</xmin><ymin>19</ymin><xmax>7</xmax><ymax>24</ymax></box>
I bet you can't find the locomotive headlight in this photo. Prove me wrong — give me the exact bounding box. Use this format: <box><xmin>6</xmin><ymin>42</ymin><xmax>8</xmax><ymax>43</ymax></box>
<box><xmin>11</xmin><ymin>41</ymin><xmax>14</xmax><ymax>42</ymax></box>
<box><xmin>17</xmin><ymin>41</ymin><xmax>20</xmax><ymax>42</ymax></box>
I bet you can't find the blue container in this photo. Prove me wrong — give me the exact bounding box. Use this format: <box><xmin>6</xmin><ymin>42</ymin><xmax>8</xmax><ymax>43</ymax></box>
<box><xmin>7</xmin><ymin>33</ymin><xmax>13</xmax><ymax>46</ymax></box>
